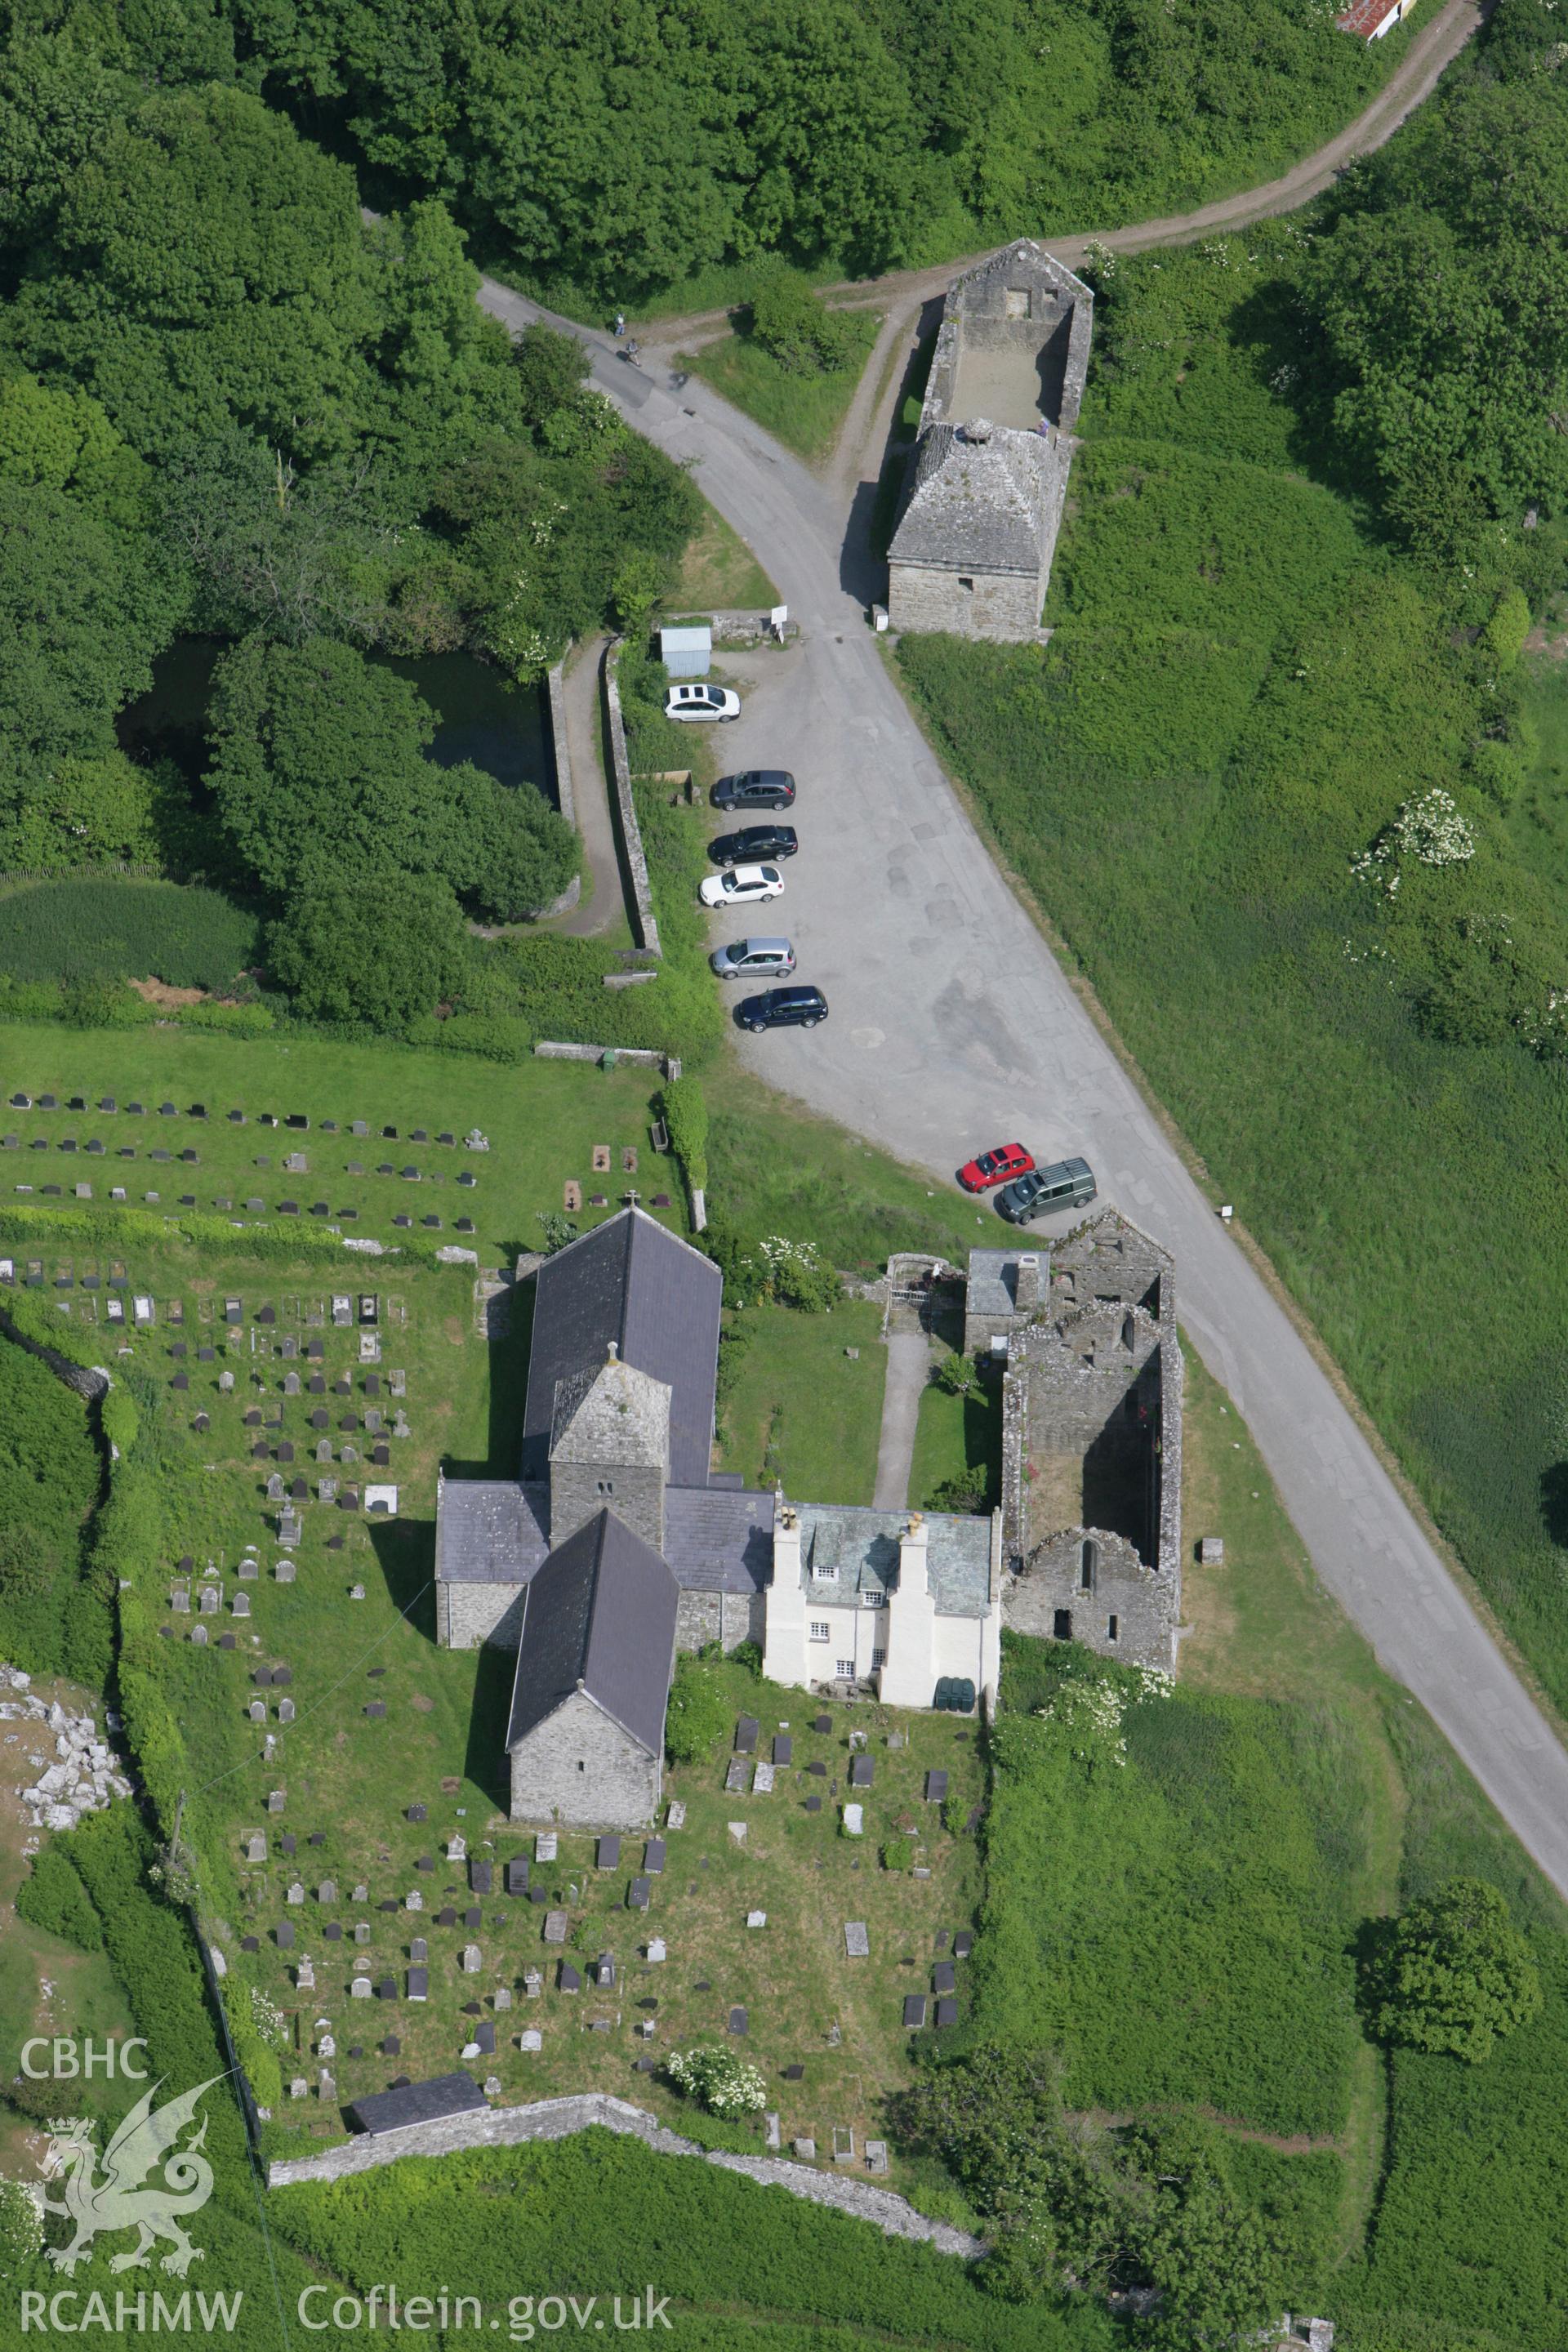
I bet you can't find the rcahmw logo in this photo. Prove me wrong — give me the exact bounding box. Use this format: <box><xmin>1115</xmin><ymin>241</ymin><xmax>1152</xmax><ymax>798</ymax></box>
<box><xmin>16</xmin><ymin>2056</ymin><xmax>241</xmax><ymax>2332</ymax></box>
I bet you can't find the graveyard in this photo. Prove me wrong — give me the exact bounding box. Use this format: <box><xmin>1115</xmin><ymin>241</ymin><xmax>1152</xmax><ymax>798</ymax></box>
<box><xmin>0</xmin><ymin>1116</ymin><xmax>990</xmax><ymax>2191</ymax></box>
<box><xmin>0</xmin><ymin>1024</ymin><xmax>690</xmax><ymax>1264</ymax></box>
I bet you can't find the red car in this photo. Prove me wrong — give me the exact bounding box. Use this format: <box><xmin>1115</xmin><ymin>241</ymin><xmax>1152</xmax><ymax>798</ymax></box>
<box><xmin>958</xmin><ymin>1142</ymin><xmax>1036</xmax><ymax>1193</ymax></box>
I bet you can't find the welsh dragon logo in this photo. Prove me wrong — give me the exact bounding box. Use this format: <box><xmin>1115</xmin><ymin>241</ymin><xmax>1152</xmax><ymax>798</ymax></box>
<box><xmin>38</xmin><ymin>2076</ymin><xmax>221</xmax><ymax>2276</ymax></box>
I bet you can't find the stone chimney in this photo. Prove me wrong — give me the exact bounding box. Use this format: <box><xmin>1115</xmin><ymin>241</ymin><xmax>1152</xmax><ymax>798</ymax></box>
<box><xmin>1013</xmin><ymin>1253</ymin><xmax>1040</xmax><ymax>1315</ymax></box>
<box><xmin>962</xmin><ymin>417</ymin><xmax>993</xmax><ymax>444</ymax></box>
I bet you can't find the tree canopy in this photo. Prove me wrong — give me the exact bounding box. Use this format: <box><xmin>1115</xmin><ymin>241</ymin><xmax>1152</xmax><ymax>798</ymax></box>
<box><xmin>207</xmin><ymin>635</ymin><xmax>577</xmax><ymax>920</ymax></box>
<box><xmin>266</xmin><ymin>872</ymin><xmax>470</xmax><ymax>1030</ymax></box>
<box><xmin>1371</xmin><ymin>1878</ymin><xmax>1543</xmax><ymax>2064</ymax></box>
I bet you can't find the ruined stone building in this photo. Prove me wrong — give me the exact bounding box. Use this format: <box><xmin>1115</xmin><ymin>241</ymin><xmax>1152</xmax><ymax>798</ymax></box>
<box><xmin>435</xmin><ymin>1207</ymin><xmax>1003</xmax><ymax>1829</ymax></box>
<box><xmin>887</xmin><ymin>240</ymin><xmax>1093</xmax><ymax>641</ymax></box>
<box><xmin>969</xmin><ymin>1212</ymin><xmax>1183</xmax><ymax>1672</ymax></box>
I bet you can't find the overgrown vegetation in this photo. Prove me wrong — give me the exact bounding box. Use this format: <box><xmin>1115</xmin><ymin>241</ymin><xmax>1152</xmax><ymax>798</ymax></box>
<box><xmin>0</xmin><ymin>1332</ymin><xmax>106</xmax><ymax>1677</ymax></box>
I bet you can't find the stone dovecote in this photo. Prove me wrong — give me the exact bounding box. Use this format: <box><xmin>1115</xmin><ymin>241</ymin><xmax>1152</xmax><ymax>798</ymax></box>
<box><xmin>889</xmin><ymin>241</ymin><xmax>1093</xmax><ymax>642</ymax></box>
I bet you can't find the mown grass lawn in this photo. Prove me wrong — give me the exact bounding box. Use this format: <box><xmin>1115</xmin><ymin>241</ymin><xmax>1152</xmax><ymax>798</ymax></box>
<box><xmin>716</xmin><ymin>1298</ymin><xmax>886</xmax><ymax>1503</ymax></box>
<box><xmin>679</xmin><ymin>312</ymin><xmax>883</xmax><ymax>465</ymax></box>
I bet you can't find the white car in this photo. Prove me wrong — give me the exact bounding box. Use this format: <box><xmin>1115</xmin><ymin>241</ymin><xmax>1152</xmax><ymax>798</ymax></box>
<box><xmin>698</xmin><ymin>862</ymin><xmax>786</xmax><ymax>910</ymax></box>
<box><xmin>666</xmin><ymin>683</ymin><xmax>741</xmax><ymax>723</ymax></box>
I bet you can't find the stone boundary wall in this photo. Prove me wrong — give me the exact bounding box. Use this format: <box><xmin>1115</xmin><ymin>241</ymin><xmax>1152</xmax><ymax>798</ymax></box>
<box><xmin>265</xmin><ymin>2091</ymin><xmax>984</xmax><ymax>2257</ymax></box>
<box><xmin>546</xmin><ymin>658</ymin><xmax>576</xmax><ymax>832</ymax></box>
<box><xmin>532</xmin><ymin>655</ymin><xmax>583</xmax><ymax>919</ymax></box>
<box><xmin>532</xmin><ymin>1041</ymin><xmax>678</xmax><ymax>1074</ymax></box>
<box><xmin>0</xmin><ymin>1304</ymin><xmax>109</xmax><ymax>1402</ymax></box>
<box><xmin>602</xmin><ymin>640</ymin><xmax>662</xmax><ymax>957</ymax></box>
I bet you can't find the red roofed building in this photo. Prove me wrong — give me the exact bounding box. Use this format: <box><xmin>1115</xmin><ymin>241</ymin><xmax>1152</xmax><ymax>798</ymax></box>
<box><xmin>1336</xmin><ymin>0</ymin><xmax>1413</xmax><ymax>38</ymax></box>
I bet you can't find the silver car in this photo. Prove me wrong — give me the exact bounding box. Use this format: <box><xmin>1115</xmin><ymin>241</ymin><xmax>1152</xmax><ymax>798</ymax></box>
<box><xmin>709</xmin><ymin>937</ymin><xmax>796</xmax><ymax>980</ymax></box>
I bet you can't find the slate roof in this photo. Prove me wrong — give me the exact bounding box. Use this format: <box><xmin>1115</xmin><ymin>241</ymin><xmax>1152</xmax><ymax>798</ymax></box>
<box><xmin>346</xmin><ymin>2071</ymin><xmax>486</xmax><ymax>2136</ymax></box>
<box><xmin>523</xmin><ymin>1209</ymin><xmax>720</xmax><ymax>1487</ymax></box>
<box><xmin>435</xmin><ymin>1478</ymin><xmax>550</xmax><ymax>1585</ymax></box>
<box><xmin>507</xmin><ymin>1510</ymin><xmax>678</xmax><ymax>1757</ymax></box>
<box><xmin>889</xmin><ymin>423</ymin><xmax>1062</xmax><ymax>577</ymax></box>
<box><xmin>550</xmin><ymin>1352</ymin><xmax>670</xmax><ymax>1469</ymax></box>
<box><xmin>662</xmin><ymin>1485</ymin><xmax>773</xmax><ymax>1592</ymax></box>
<box><xmin>967</xmin><ymin>1249</ymin><xmax>1037</xmax><ymax>1325</ymax></box>
<box><xmin>795</xmin><ymin>1503</ymin><xmax>993</xmax><ymax>1616</ymax></box>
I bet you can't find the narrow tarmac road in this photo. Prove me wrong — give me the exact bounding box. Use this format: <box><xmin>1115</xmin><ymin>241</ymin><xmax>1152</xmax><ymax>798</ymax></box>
<box><xmin>474</xmin><ymin>0</ymin><xmax>1568</xmax><ymax>1900</ymax></box>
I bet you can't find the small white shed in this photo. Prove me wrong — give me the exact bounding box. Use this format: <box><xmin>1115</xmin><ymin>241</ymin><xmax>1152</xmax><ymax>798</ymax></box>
<box><xmin>659</xmin><ymin>624</ymin><xmax>711</xmax><ymax>678</ymax></box>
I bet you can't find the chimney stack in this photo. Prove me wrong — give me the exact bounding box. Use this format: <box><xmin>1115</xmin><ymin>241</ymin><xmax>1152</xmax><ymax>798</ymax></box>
<box><xmin>1013</xmin><ymin>1253</ymin><xmax>1040</xmax><ymax>1314</ymax></box>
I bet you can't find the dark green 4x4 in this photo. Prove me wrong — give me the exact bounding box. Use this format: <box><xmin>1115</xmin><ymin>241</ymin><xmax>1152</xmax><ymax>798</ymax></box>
<box><xmin>996</xmin><ymin>1156</ymin><xmax>1097</xmax><ymax>1223</ymax></box>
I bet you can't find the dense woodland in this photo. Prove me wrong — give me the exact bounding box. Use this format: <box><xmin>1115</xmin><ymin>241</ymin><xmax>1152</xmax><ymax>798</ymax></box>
<box><xmin>0</xmin><ymin>28</ymin><xmax>702</xmax><ymax>1026</ymax></box>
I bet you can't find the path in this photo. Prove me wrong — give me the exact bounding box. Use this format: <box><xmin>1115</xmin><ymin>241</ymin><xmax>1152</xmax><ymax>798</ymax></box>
<box><xmin>554</xmin><ymin>636</ymin><xmax>626</xmax><ymax>939</ymax></box>
<box><xmin>875</xmin><ymin>1333</ymin><xmax>931</xmax><ymax>1512</ymax></box>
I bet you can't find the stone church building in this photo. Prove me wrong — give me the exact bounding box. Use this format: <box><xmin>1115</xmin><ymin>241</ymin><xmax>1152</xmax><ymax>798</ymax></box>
<box><xmin>888</xmin><ymin>239</ymin><xmax>1093</xmax><ymax>640</ymax></box>
<box><xmin>435</xmin><ymin>1202</ymin><xmax>1179</xmax><ymax>1829</ymax></box>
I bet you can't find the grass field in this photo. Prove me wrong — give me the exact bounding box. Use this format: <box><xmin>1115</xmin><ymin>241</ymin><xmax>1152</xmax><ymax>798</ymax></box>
<box><xmin>680</xmin><ymin>314</ymin><xmax>884</xmax><ymax>465</ymax></box>
<box><xmin>670</xmin><ymin>501</ymin><xmax>779</xmax><ymax>613</ymax></box>
<box><xmin>897</xmin><ymin>225</ymin><xmax>1568</xmax><ymax>1724</ymax></box>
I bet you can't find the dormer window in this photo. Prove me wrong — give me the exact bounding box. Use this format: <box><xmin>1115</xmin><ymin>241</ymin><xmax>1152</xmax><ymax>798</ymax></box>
<box><xmin>862</xmin><ymin>1590</ymin><xmax>886</xmax><ymax>1610</ymax></box>
<box><xmin>815</xmin><ymin>1559</ymin><xmax>837</xmax><ymax>1583</ymax></box>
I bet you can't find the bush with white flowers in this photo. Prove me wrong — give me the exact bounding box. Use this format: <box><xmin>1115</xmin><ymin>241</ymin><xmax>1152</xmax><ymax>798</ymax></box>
<box><xmin>666</xmin><ymin>2044</ymin><xmax>768</xmax><ymax>2116</ymax></box>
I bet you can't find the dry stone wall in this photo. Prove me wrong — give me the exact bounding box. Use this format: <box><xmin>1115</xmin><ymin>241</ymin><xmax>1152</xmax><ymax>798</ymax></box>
<box><xmin>266</xmin><ymin>2091</ymin><xmax>985</xmax><ymax>2259</ymax></box>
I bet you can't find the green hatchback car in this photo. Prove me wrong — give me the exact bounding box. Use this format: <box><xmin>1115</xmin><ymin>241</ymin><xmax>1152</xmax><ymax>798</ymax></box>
<box><xmin>996</xmin><ymin>1156</ymin><xmax>1098</xmax><ymax>1223</ymax></box>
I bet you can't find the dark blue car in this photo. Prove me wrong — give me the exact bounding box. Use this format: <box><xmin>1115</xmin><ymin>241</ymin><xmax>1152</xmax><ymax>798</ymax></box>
<box><xmin>737</xmin><ymin>985</ymin><xmax>828</xmax><ymax>1033</ymax></box>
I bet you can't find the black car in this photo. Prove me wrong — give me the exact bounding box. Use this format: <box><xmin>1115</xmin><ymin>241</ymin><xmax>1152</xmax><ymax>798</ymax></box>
<box><xmin>713</xmin><ymin>768</ymin><xmax>796</xmax><ymax>812</ymax></box>
<box><xmin>710</xmin><ymin>823</ymin><xmax>799</xmax><ymax>866</ymax></box>
<box><xmin>737</xmin><ymin>985</ymin><xmax>828</xmax><ymax>1033</ymax></box>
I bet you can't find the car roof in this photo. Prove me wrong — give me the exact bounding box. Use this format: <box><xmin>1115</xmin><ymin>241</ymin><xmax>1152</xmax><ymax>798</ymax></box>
<box><xmin>770</xmin><ymin>986</ymin><xmax>824</xmax><ymax>1004</ymax></box>
<box><xmin>739</xmin><ymin>770</ymin><xmax>791</xmax><ymax>785</ymax></box>
<box><xmin>728</xmin><ymin>864</ymin><xmax>775</xmax><ymax>884</ymax></box>
<box><xmin>734</xmin><ymin>937</ymin><xmax>791</xmax><ymax>955</ymax></box>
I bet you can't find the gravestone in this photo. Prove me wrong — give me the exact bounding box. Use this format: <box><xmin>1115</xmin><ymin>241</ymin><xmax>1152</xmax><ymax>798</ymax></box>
<box><xmin>245</xmin><ymin>1833</ymin><xmax>265</xmax><ymax>1863</ymax></box>
<box><xmin>190</xmin><ymin>1624</ymin><xmax>207</xmax><ymax>1646</ymax></box>
<box><xmin>924</xmin><ymin>1770</ymin><xmax>948</xmax><ymax>1803</ymax></box>
<box><xmin>354</xmin><ymin>1922</ymin><xmax>371</xmax><ymax>1945</ymax></box>
<box><xmin>296</xmin><ymin>1957</ymin><xmax>315</xmax><ymax>1991</ymax></box>
<box><xmin>495</xmin><ymin>1986</ymin><xmax>512</xmax><ymax>2011</ymax></box>
<box><xmin>535</xmin><ymin>1832</ymin><xmax>558</xmax><ymax>1863</ymax></box>
<box><xmin>844</xmin><ymin>1922</ymin><xmax>870</xmax><ymax>1958</ymax></box>
<box><xmin>249</xmin><ymin>1699</ymin><xmax>266</xmax><ymax>1724</ymax></box>
<box><xmin>519</xmin><ymin>2029</ymin><xmax>542</xmax><ymax>2052</ymax></box>
<box><xmin>724</xmin><ymin>1757</ymin><xmax>747</xmax><ymax>1793</ymax></box>
<box><xmin>287</xmin><ymin>1880</ymin><xmax>305</xmax><ymax>1905</ymax></box>
<box><xmin>644</xmin><ymin>1838</ymin><xmax>666</xmax><ymax>1874</ymax></box>
<box><xmin>231</xmin><ymin>1592</ymin><xmax>251</xmax><ymax>1619</ymax></box>
<box><xmin>318</xmin><ymin>1880</ymin><xmax>336</xmax><ymax>1906</ymax></box>
<box><xmin>350</xmin><ymin>1976</ymin><xmax>372</xmax><ymax>1999</ymax></box>
<box><xmin>752</xmin><ymin>1762</ymin><xmax>774</xmax><ymax>1794</ymax></box>
<box><xmin>461</xmin><ymin>1944</ymin><xmax>482</xmax><ymax>1973</ymax></box>
<box><xmin>865</xmin><ymin>2140</ymin><xmax>889</xmax><ymax>2174</ymax></box>
<box><xmin>735</xmin><ymin>1716</ymin><xmax>759</xmax><ymax>1753</ymax></box>
<box><xmin>646</xmin><ymin>1938</ymin><xmax>666</xmax><ymax>1964</ymax></box>
<box><xmin>728</xmin><ymin>2007</ymin><xmax>748</xmax><ymax>2035</ymax></box>
<box><xmin>746</xmin><ymin>1909</ymin><xmax>766</xmax><ymax>1930</ymax></box>
<box><xmin>728</xmin><ymin>1821</ymin><xmax>746</xmax><ymax>1845</ymax></box>
<box><xmin>543</xmin><ymin>1911</ymin><xmax>567</xmax><ymax>1944</ymax></box>
<box><xmin>523</xmin><ymin>1970</ymin><xmax>542</xmax><ymax>1999</ymax></box>
<box><xmin>275</xmin><ymin>1561</ymin><xmax>295</xmax><ymax>1584</ymax></box>
<box><xmin>276</xmin><ymin>1921</ymin><xmax>294</xmax><ymax>1949</ymax></box>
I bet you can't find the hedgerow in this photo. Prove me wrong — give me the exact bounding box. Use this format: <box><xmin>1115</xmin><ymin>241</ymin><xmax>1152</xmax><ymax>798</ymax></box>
<box><xmin>16</xmin><ymin>1842</ymin><xmax>102</xmax><ymax>1949</ymax></box>
<box><xmin>0</xmin><ymin>1327</ymin><xmax>105</xmax><ymax>1676</ymax></box>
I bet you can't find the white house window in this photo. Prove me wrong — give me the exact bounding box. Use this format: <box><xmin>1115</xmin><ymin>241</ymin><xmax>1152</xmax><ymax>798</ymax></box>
<box><xmin>809</xmin><ymin>1620</ymin><xmax>830</xmax><ymax>1642</ymax></box>
<box><xmin>815</xmin><ymin>1561</ymin><xmax>838</xmax><ymax>1583</ymax></box>
<box><xmin>862</xmin><ymin>1590</ymin><xmax>886</xmax><ymax>1610</ymax></box>
<box><xmin>871</xmin><ymin>1646</ymin><xmax>887</xmax><ymax>1670</ymax></box>
<box><xmin>836</xmin><ymin>1659</ymin><xmax>856</xmax><ymax>1679</ymax></box>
